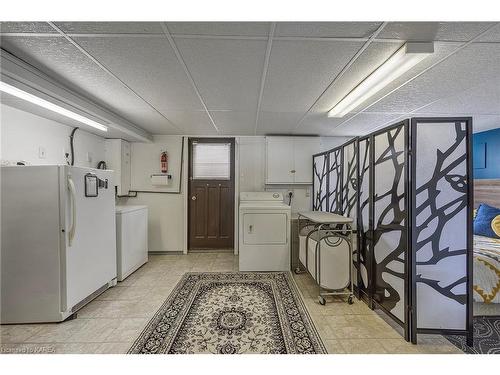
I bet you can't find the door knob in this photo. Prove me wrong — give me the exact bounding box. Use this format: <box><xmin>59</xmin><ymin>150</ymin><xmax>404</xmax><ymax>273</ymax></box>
<box><xmin>191</xmin><ymin>196</ymin><xmax>197</xmax><ymax>201</ymax></box>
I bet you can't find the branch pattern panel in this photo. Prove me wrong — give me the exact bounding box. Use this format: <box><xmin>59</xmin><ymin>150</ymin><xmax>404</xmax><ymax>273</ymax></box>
<box><xmin>414</xmin><ymin>121</ymin><xmax>469</xmax><ymax>330</ymax></box>
<box><xmin>358</xmin><ymin>138</ymin><xmax>371</xmax><ymax>296</ymax></box>
<box><xmin>312</xmin><ymin>153</ymin><xmax>328</xmax><ymax>211</ymax></box>
<box><xmin>342</xmin><ymin>141</ymin><xmax>358</xmax><ymax>222</ymax></box>
<box><xmin>373</xmin><ymin>125</ymin><xmax>407</xmax><ymax>323</ymax></box>
<box><xmin>342</xmin><ymin>140</ymin><xmax>359</xmax><ymax>285</ymax></box>
<box><xmin>328</xmin><ymin>148</ymin><xmax>343</xmax><ymax>214</ymax></box>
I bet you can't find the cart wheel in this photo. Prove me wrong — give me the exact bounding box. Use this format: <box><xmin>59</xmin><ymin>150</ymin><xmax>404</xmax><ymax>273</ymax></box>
<box><xmin>318</xmin><ymin>296</ymin><xmax>326</xmax><ymax>305</ymax></box>
<box><xmin>348</xmin><ymin>295</ymin><xmax>354</xmax><ymax>305</ymax></box>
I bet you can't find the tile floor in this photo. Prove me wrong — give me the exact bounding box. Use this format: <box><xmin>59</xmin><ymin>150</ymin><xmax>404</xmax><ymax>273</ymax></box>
<box><xmin>0</xmin><ymin>253</ymin><xmax>462</xmax><ymax>354</ymax></box>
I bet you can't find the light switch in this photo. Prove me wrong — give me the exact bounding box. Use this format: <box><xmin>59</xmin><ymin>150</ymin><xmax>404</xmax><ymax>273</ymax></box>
<box><xmin>38</xmin><ymin>147</ymin><xmax>46</xmax><ymax>159</ymax></box>
<box><xmin>87</xmin><ymin>152</ymin><xmax>92</xmax><ymax>163</ymax></box>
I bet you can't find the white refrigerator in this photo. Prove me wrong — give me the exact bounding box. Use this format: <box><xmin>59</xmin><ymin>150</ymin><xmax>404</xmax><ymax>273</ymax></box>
<box><xmin>1</xmin><ymin>165</ymin><xmax>117</xmax><ymax>323</ymax></box>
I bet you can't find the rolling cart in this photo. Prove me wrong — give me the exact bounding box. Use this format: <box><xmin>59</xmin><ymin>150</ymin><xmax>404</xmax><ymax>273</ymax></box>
<box><xmin>296</xmin><ymin>211</ymin><xmax>354</xmax><ymax>305</ymax></box>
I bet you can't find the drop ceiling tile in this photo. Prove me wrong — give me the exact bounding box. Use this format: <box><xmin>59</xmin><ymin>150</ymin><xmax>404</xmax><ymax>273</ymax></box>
<box><xmin>165</xmin><ymin>110</ymin><xmax>218</xmax><ymax>135</ymax></box>
<box><xmin>415</xmin><ymin>79</ymin><xmax>500</xmax><ymax>116</ymax></box>
<box><xmin>210</xmin><ymin>111</ymin><xmax>255</xmax><ymax>135</ymax></box>
<box><xmin>175</xmin><ymin>38</ymin><xmax>267</xmax><ymax>111</ymax></box>
<box><xmin>378</xmin><ymin>22</ymin><xmax>495</xmax><ymax>42</ymax></box>
<box><xmin>300</xmin><ymin>112</ymin><xmax>403</xmax><ymax>136</ymax></box>
<box><xmin>261</xmin><ymin>40</ymin><xmax>363</xmax><ymax>113</ymax></box>
<box><xmin>54</xmin><ymin>22</ymin><xmax>163</xmax><ymax>34</ymax></box>
<box><xmin>256</xmin><ymin>111</ymin><xmax>304</xmax><ymax>135</ymax></box>
<box><xmin>367</xmin><ymin>43</ymin><xmax>500</xmax><ymax>114</ymax></box>
<box><xmin>275</xmin><ymin>22</ymin><xmax>382</xmax><ymax>38</ymax></box>
<box><xmin>477</xmin><ymin>23</ymin><xmax>500</xmax><ymax>42</ymax></box>
<box><xmin>0</xmin><ymin>35</ymin><xmax>178</xmax><ymax>134</ymax></box>
<box><xmin>0</xmin><ymin>22</ymin><xmax>55</xmax><ymax>33</ymax></box>
<box><xmin>167</xmin><ymin>22</ymin><xmax>270</xmax><ymax>36</ymax></box>
<box><xmin>310</xmin><ymin>41</ymin><xmax>403</xmax><ymax>114</ymax></box>
<box><xmin>75</xmin><ymin>36</ymin><xmax>203</xmax><ymax>112</ymax></box>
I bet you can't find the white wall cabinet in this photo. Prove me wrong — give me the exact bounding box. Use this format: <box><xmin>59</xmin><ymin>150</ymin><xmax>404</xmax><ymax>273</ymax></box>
<box><xmin>105</xmin><ymin>139</ymin><xmax>131</xmax><ymax>196</ymax></box>
<box><xmin>265</xmin><ymin>137</ymin><xmax>320</xmax><ymax>184</ymax></box>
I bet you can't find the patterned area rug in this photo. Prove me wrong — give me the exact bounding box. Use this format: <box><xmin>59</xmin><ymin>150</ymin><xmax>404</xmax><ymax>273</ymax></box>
<box><xmin>128</xmin><ymin>272</ymin><xmax>326</xmax><ymax>354</ymax></box>
<box><xmin>444</xmin><ymin>316</ymin><xmax>500</xmax><ymax>354</ymax></box>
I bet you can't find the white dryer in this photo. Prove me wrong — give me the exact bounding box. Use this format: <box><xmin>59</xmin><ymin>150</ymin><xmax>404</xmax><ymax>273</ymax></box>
<box><xmin>239</xmin><ymin>192</ymin><xmax>291</xmax><ymax>271</ymax></box>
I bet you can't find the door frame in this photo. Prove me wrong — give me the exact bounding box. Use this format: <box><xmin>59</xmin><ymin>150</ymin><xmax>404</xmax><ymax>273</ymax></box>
<box><xmin>183</xmin><ymin>137</ymin><xmax>239</xmax><ymax>254</ymax></box>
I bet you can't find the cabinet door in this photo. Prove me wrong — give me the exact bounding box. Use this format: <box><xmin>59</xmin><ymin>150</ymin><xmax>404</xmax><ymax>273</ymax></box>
<box><xmin>293</xmin><ymin>137</ymin><xmax>320</xmax><ymax>183</ymax></box>
<box><xmin>266</xmin><ymin>137</ymin><xmax>294</xmax><ymax>184</ymax></box>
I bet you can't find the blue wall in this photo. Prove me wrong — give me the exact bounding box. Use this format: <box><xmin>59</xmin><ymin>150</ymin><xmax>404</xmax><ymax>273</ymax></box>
<box><xmin>473</xmin><ymin>127</ymin><xmax>500</xmax><ymax>179</ymax></box>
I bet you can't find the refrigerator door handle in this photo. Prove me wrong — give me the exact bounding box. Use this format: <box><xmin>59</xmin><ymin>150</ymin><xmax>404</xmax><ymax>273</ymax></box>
<box><xmin>68</xmin><ymin>176</ymin><xmax>77</xmax><ymax>247</ymax></box>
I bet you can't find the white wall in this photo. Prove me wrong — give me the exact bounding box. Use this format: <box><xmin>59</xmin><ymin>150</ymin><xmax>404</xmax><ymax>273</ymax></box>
<box><xmin>1</xmin><ymin>104</ymin><xmax>105</xmax><ymax>167</ymax></box>
<box><xmin>120</xmin><ymin>135</ymin><xmax>352</xmax><ymax>253</ymax></box>
<box><xmin>117</xmin><ymin>135</ymin><xmax>186</xmax><ymax>253</ymax></box>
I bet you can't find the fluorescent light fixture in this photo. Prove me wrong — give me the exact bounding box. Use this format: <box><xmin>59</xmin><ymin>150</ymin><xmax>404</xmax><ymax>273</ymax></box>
<box><xmin>0</xmin><ymin>81</ymin><xmax>108</xmax><ymax>132</ymax></box>
<box><xmin>328</xmin><ymin>42</ymin><xmax>434</xmax><ymax>118</ymax></box>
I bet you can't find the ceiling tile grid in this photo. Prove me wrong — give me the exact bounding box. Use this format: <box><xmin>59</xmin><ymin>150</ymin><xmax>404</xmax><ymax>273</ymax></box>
<box><xmin>261</xmin><ymin>40</ymin><xmax>364</xmax><ymax>114</ymax></box>
<box><xmin>1</xmin><ymin>21</ymin><xmax>499</xmax><ymax>137</ymax></box>
<box><xmin>74</xmin><ymin>36</ymin><xmax>203</xmax><ymax>112</ymax></box>
<box><xmin>174</xmin><ymin>38</ymin><xmax>268</xmax><ymax>111</ymax></box>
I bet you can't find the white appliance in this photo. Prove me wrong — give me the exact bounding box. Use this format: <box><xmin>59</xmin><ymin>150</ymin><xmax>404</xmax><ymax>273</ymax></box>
<box><xmin>239</xmin><ymin>192</ymin><xmax>291</xmax><ymax>271</ymax></box>
<box><xmin>1</xmin><ymin>165</ymin><xmax>117</xmax><ymax>323</ymax></box>
<box><xmin>115</xmin><ymin>205</ymin><xmax>148</xmax><ymax>281</ymax></box>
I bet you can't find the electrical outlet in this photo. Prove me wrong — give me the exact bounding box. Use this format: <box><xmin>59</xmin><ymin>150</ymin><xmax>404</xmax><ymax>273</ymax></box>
<box><xmin>287</xmin><ymin>190</ymin><xmax>293</xmax><ymax>198</ymax></box>
<box><xmin>38</xmin><ymin>147</ymin><xmax>46</xmax><ymax>159</ymax></box>
<box><xmin>305</xmin><ymin>188</ymin><xmax>310</xmax><ymax>198</ymax></box>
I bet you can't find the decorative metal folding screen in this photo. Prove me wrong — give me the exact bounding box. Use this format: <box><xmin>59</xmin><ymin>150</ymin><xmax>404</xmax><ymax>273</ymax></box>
<box><xmin>311</xmin><ymin>117</ymin><xmax>473</xmax><ymax>345</ymax></box>
<box><xmin>410</xmin><ymin>118</ymin><xmax>473</xmax><ymax>345</ymax></box>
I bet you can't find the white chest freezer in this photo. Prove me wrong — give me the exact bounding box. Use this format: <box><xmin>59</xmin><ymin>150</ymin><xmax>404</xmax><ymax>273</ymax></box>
<box><xmin>115</xmin><ymin>205</ymin><xmax>148</xmax><ymax>281</ymax></box>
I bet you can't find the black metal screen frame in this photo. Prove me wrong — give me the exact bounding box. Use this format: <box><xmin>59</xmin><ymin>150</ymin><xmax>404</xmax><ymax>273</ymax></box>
<box><xmin>409</xmin><ymin>117</ymin><xmax>473</xmax><ymax>346</ymax></box>
<box><xmin>366</xmin><ymin>120</ymin><xmax>411</xmax><ymax>341</ymax></box>
<box><xmin>356</xmin><ymin>135</ymin><xmax>372</xmax><ymax>305</ymax></box>
<box><xmin>312</xmin><ymin>150</ymin><xmax>329</xmax><ymax>211</ymax></box>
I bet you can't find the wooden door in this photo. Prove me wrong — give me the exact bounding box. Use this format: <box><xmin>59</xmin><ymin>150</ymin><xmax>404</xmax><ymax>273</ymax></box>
<box><xmin>188</xmin><ymin>138</ymin><xmax>235</xmax><ymax>249</ymax></box>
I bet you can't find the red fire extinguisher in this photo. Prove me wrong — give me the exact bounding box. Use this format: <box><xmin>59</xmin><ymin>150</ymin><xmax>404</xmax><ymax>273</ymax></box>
<box><xmin>160</xmin><ymin>151</ymin><xmax>168</xmax><ymax>174</ymax></box>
